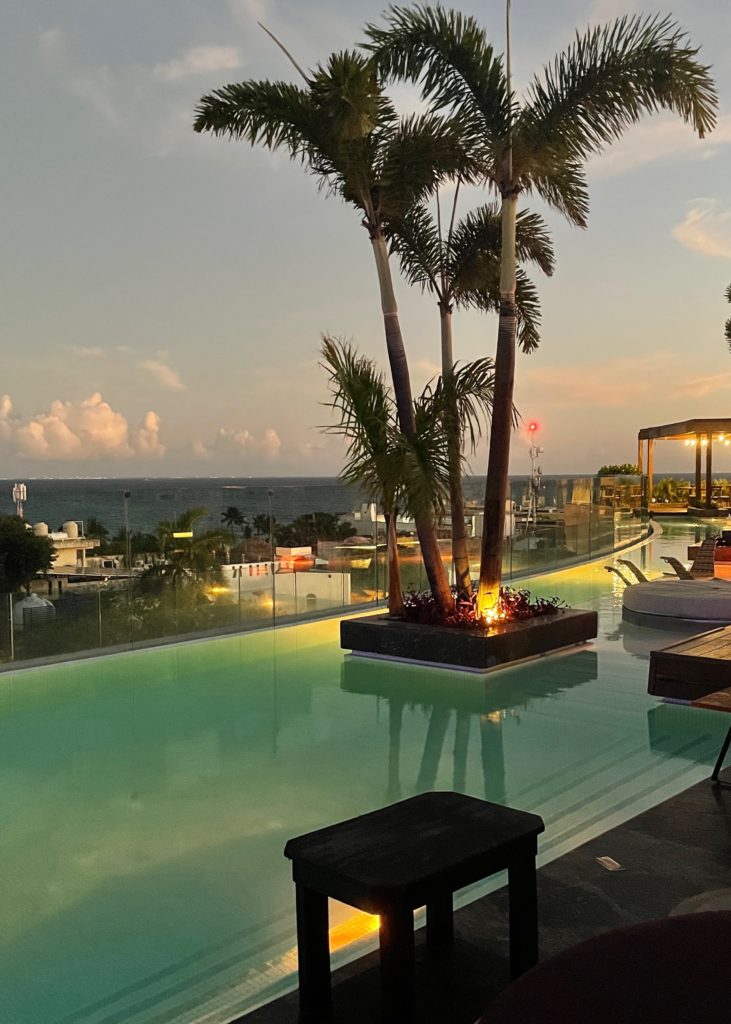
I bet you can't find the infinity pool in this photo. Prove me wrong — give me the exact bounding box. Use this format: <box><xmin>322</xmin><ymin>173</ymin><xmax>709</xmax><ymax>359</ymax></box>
<box><xmin>1</xmin><ymin>519</ymin><xmax>726</xmax><ymax>1023</ymax></box>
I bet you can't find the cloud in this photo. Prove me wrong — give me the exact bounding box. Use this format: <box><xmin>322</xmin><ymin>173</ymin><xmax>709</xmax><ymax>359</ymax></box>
<box><xmin>588</xmin><ymin>114</ymin><xmax>731</xmax><ymax>180</ymax></box>
<box><xmin>519</xmin><ymin>352</ymin><xmax>731</xmax><ymax>414</ymax></box>
<box><xmin>135</xmin><ymin>411</ymin><xmax>165</xmax><ymax>458</ymax></box>
<box><xmin>228</xmin><ymin>0</ymin><xmax>272</xmax><ymax>24</ymax></box>
<box><xmin>0</xmin><ymin>392</ymin><xmax>164</xmax><ymax>460</ymax></box>
<box><xmin>139</xmin><ymin>357</ymin><xmax>185</xmax><ymax>390</ymax></box>
<box><xmin>672</xmin><ymin>200</ymin><xmax>731</xmax><ymax>260</ymax></box>
<box><xmin>37</xmin><ymin>29</ymin><xmax>123</xmax><ymax>126</ymax></box>
<box><xmin>154</xmin><ymin>46</ymin><xmax>242</xmax><ymax>82</ymax></box>
<box><xmin>196</xmin><ymin>425</ymin><xmax>282</xmax><ymax>459</ymax></box>
<box><xmin>63</xmin><ymin>344</ymin><xmax>105</xmax><ymax>357</ymax></box>
<box><xmin>583</xmin><ymin>0</ymin><xmax>640</xmax><ymax>23</ymax></box>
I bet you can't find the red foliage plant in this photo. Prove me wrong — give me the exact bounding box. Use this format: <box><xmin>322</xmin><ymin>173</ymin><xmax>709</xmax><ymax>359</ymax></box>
<box><xmin>401</xmin><ymin>586</ymin><xmax>564</xmax><ymax>629</ymax></box>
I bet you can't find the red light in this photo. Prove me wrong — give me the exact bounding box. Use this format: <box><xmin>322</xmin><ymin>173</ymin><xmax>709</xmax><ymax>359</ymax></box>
<box><xmin>528</xmin><ymin>421</ymin><xmax>538</xmax><ymax>432</ymax></box>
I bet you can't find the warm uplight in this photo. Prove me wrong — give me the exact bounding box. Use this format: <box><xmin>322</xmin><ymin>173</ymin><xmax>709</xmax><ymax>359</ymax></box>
<box><xmin>483</xmin><ymin>606</ymin><xmax>506</xmax><ymax>625</ymax></box>
<box><xmin>205</xmin><ymin>585</ymin><xmax>230</xmax><ymax>596</ymax></box>
<box><xmin>328</xmin><ymin>912</ymin><xmax>380</xmax><ymax>952</ymax></box>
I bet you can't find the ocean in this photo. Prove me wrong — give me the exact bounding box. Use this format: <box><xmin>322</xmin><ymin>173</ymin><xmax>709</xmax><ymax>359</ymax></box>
<box><xmin>0</xmin><ymin>475</ymin><xmax>597</xmax><ymax>536</ymax></box>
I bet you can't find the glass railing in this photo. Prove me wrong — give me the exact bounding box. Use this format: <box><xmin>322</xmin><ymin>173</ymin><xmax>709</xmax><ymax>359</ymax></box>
<box><xmin>0</xmin><ymin>475</ymin><xmax>649</xmax><ymax>666</ymax></box>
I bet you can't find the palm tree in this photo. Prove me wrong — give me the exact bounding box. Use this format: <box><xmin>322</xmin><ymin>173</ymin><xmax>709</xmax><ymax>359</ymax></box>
<box><xmin>194</xmin><ymin>50</ymin><xmax>475</xmax><ymax>615</ymax></box>
<box><xmin>725</xmin><ymin>282</ymin><xmax>731</xmax><ymax>349</ymax></box>
<box><xmin>390</xmin><ymin>196</ymin><xmax>554</xmax><ymax>593</ymax></box>
<box><xmin>221</xmin><ymin>505</ymin><xmax>244</xmax><ymax>543</ymax></box>
<box><xmin>367</xmin><ymin>4</ymin><xmax>717</xmax><ymax>614</ymax></box>
<box><xmin>321</xmin><ymin>335</ymin><xmax>497</xmax><ymax>614</ymax></box>
<box><xmin>321</xmin><ymin>337</ymin><xmax>408</xmax><ymax>614</ymax></box>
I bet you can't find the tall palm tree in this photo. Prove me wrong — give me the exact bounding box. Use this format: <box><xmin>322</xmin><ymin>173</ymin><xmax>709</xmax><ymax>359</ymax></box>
<box><xmin>367</xmin><ymin>4</ymin><xmax>717</xmax><ymax>613</ymax></box>
<box><xmin>321</xmin><ymin>335</ymin><xmax>496</xmax><ymax>614</ymax></box>
<box><xmin>194</xmin><ymin>50</ymin><xmax>475</xmax><ymax>614</ymax></box>
<box><xmin>390</xmin><ymin>196</ymin><xmax>554</xmax><ymax>593</ymax></box>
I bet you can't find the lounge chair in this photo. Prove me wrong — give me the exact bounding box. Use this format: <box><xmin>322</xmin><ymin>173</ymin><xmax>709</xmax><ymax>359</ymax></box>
<box><xmin>660</xmin><ymin>555</ymin><xmax>694</xmax><ymax>580</ymax></box>
<box><xmin>661</xmin><ymin>537</ymin><xmax>717</xmax><ymax>580</ymax></box>
<box><xmin>604</xmin><ymin>565</ymin><xmax>634</xmax><ymax>586</ymax></box>
<box><xmin>617</xmin><ymin>559</ymin><xmax>650</xmax><ymax>583</ymax></box>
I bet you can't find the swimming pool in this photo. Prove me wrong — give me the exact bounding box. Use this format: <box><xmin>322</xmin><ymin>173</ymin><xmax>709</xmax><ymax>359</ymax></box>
<box><xmin>1</xmin><ymin>519</ymin><xmax>726</xmax><ymax>1023</ymax></box>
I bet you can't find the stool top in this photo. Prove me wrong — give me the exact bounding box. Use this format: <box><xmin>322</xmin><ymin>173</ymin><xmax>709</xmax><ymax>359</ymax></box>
<box><xmin>284</xmin><ymin>792</ymin><xmax>544</xmax><ymax>904</ymax></box>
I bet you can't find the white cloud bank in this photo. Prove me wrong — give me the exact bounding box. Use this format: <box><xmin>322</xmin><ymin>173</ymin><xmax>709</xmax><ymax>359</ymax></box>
<box><xmin>672</xmin><ymin>200</ymin><xmax>731</xmax><ymax>260</ymax></box>
<box><xmin>588</xmin><ymin>113</ymin><xmax>731</xmax><ymax>180</ymax></box>
<box><xmin>154</xmin><ymin>46</ymin><xmax>242</xmax><ymax>82</ymax></box>
<box><xmin>0</xmin><ymin>393</ymin><xmax>165</xmax><ymax>460</ymax></box>
<box><xmin>194</xmin><ymin>426</ymin><xmax>282</xmax><ymax>460</ymax></box>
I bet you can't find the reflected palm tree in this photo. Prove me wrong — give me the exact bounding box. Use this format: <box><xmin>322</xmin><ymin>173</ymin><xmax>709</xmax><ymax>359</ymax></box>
<box><xmin>342</xmin><ymin>649</ymin><xmax>597</xmax><ymax>802</ymax></box>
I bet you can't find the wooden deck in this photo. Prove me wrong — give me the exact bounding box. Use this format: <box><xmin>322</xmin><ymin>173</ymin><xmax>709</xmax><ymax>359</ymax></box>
<box><xmin>648</xmin><ymin>626</ymin><xmax>731</xmax><ymax>702</ymax></box>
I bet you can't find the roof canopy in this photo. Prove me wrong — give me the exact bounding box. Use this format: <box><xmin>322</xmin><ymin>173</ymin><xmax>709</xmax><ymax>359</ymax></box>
<box><xmin>638</xmin><ymin>418</ymin><xmax>731</xmax><ymax>441</ymax></box>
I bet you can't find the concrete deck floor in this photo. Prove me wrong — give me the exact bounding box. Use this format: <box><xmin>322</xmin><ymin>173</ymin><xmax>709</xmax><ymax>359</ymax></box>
<box><xmin>239</xmin><ymin>770</ymin><xmax>731</xmax><ymax>1024</ymax></box>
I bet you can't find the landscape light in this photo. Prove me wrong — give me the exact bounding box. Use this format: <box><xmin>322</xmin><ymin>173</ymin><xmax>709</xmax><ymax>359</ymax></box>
<box><xmin>172</xmin><ymin>531</ymin><xmax>194</xmax><ymax>539</ymax></box>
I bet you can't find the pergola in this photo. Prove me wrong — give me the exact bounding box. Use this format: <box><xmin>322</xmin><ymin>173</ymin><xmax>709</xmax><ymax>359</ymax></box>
<box><xmin>638</xmin><ymin>418</ymin><xmax>731</xmax><ymax>508</ymax></box>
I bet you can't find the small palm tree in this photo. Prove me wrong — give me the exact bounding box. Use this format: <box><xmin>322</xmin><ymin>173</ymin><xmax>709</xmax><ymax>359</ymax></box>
<box><xmin>321</xmin><ymin>337</ymin><xmax>408</xmax><ymax>614</ymax></box>
<box><xmin>367</xmin><ymin>4</ymin><xmax>717</xmax><ymax>613</ymax></box>
<box><xmin>725</xmin><ymin>282</ymin><xmax>731</xmax><ymax>349</ymax></box>
<box><xmin>194</xmin><ymin>49</ymin><xmax>476</xmax><ymax>615</ymax></box>
<box><xmin>321</xmin><ymin>335</ymin><xmax>497</xmax><ymax>613</ymax></box>
<box><xmin>390</xmin><ymin>196</ymin><xmax>554</xmax><ymax>593</ymax></box>
<box><xmin>221</xmin><ymin>505</ymin><xmax>244</xmax><ymax>543</ymax></box>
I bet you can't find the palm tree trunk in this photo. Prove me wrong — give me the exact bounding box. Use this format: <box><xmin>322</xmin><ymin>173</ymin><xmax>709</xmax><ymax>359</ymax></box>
<box><xmin>440</xmin><ymin>304</ymin><xmax>472</xmax><ymax>597</ymax></box>
<box><xmin>385</xmin><ymin>510</ymin><xmax>405</xmax><ymax>616</ymax></box>
<box><xmin>371</xmin><ymin>231</ymin><xmax>453</xmax><ymax>615</ymax></box>
<box><xmin>478</xmin><ymin>192</ymin><xmax>518</xmax><ymax>614</ymax></box>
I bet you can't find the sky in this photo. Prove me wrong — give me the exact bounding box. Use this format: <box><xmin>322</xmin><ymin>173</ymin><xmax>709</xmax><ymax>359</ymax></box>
<box><xmin>2</xmin><ymin>0</ymin><xmax>731</xmax><ymax>478</ymax></box>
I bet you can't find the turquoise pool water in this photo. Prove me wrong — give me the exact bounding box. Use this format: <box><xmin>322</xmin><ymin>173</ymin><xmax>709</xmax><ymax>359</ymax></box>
<box><xmin>1</xmin><ymin>519</ymin><xmax>727</xmax><ymax>1023</ymax></box>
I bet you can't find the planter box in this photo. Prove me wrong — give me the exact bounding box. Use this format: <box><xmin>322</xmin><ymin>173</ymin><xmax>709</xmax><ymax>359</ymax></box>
<box><xmin>340</xmin><ymin>608</ymin><xmax>598</xmax><ymax>673</ymax></box>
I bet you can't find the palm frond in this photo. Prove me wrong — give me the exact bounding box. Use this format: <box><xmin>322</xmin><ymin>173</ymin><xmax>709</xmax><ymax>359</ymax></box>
<box><xmin>388</xmin><ymin>202</ymin><xmax>443</xmax><ymax>295</ymax></box>
<box><xmin>428</xmin><ymin>358</ymin><xmax>497</xmax><ymax>455</ymax></box>
<box><xmin>519</xmin><ymin>14</ymin><xmax>717</xmax><ymax>170</ymax></box>
<box><xmin>517</xmin><ymin>156</ymin><xmax>590</xmax><ymax>228</ymax></box>
<box><xmin>194</xmin><ymin>80</ymin><xmax>319</xmax><ymax>153</ymax></box>
<box><xmin>365</xmin><ymin>4</ymin><xmax>510</xmax><ymax>159</ymax></box>
<box><xmin>319</xmin><ymin>336</ymin><xmax>402</xmax><ymax>507</ymax></box>
<box><xmin>514</xmin><ymin>271</ymin><xmax>543</xmax><ymax>354</ymax></box>
<box><xmin>450</xmin><ymin>204</ymin><xmax>554</xmax><ymax>299</ymax></box>
<box><xmin>376</xmin><ymin>113</ymin><xmax>475</xmax><ymax>222</ymax></box>
<box><xmin>725</xmin><ymin>283</ymin><xmax>731</xmax><ymax>304</ymax></box>
<box><xmin>726</xmin><ymin>317</ymin><xmax>731</xmax><ymax>351</ymax></box>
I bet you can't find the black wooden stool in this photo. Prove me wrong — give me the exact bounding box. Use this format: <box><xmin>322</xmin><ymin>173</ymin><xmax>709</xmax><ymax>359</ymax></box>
<box><xmin>284</xmin><ymin>791</ymin><xmax>545</xmax><ymax>1022</ymax></box>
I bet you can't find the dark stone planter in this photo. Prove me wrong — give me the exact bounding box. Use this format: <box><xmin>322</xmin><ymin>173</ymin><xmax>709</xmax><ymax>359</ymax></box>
<box><xmin>340</xmin><ymin>609</ymin><xmax>598</xmax><ymax>673</ymax></box>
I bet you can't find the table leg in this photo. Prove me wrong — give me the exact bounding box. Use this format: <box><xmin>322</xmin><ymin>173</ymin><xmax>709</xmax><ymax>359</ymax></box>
<box><xmin>295</xmin><ymin>884</ymin><xmax>331</xmax><ymax>1022</ymax></box>
<box><xmin>427</xmin><ymin>892</ymin><xmax>454</xmax><ymax>952</ymax></box>
<box><xmin>508</xmin><ymin>849</ymin><xmax>539</xmax><ymax>979</ymax></box>
<box><xmin>379</xmin><ymin>903</ymin><xmax>415</xmax><ymax>1023</ymax></box>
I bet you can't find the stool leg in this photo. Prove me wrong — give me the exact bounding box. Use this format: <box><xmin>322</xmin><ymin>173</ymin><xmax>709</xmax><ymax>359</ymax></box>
<box><xmin>508</xmin><ymin>849</ymin><xmax>539</xmax><ymax>979</ymax></box>
<box><xmin>426</xmin><ymin>892</ymin><xmax>453</xmax><ymax>952</ymax></box>
<box><xmin>711</xmin><ymin>726</ymin><xmax>731</xmax><ymax>787</ymax></box>
<box><xmin>379</xmin><ymin>904</ymin><xmax>415</xmax><ymax>1023</ymax></box>
<box><xmin>295</xmin><ymin>884</ymin><xmax>331</xmax><ymax>1023</ymax></box>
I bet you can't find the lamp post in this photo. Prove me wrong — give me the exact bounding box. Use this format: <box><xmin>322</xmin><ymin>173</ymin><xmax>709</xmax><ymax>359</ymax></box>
<box><xmin>268</xmin><ymin>489</ymin><xmax>276</xmax><ymax>625</ymax></box>
<box><xmin>123</xmin><ymin>491</ymin><xmax>132</xmax><ymax>570</ymax></box>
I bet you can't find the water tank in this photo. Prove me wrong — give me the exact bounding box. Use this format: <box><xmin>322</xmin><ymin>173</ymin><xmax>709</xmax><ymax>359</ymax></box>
<box><xmin>63</xmin><ymin>521</ymin><xmax>79</xmax><ymax>539</ymax></box>
<box><xmin>33</xmin><ymin>522</ymin><xmax>49</xmax><ymax>537</ymax></box>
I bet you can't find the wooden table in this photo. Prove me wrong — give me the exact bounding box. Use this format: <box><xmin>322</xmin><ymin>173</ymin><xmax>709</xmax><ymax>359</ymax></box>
<box><xmin>648</xmin><ymin>626</ymin><xmax>731</xmax><ymax>787</ymax></box>
<box><xmin>284</xmin><ymin>791</ymin><xmax>545</xmax><ymax>1023</ymax></box>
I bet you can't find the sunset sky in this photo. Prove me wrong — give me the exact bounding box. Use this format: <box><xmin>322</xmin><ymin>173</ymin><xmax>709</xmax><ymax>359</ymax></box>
<box><xmin>3</xmin><ymin>0</ymin><xmax>731</xmax><ymax>477</ymax></box>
